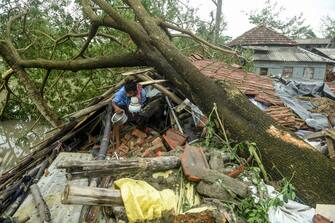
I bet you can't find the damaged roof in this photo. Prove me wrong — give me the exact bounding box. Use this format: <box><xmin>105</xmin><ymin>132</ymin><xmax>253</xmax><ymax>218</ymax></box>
<box><xmin>243</xmin><ymin>46</ymin><xmax>335</xmax><ymax>63</ymax></box>
<box><xmin>313</xmin><ymin>48</ymin><xmax>335</xmax><ymax>60</ymax></box>
<box><xmin>296</xmin><ymin>38</ymin><xmax>332</xmax><ymax>45</ymax></box>
<box><xmin>228</xmin><ymin>25</ymin><xmax>297</xmax><ymax>47</ymax></box>
<box><xmin>190</xmin><ymin>54</ymin><xmax>335</xmax><ymax>131</ymax></box>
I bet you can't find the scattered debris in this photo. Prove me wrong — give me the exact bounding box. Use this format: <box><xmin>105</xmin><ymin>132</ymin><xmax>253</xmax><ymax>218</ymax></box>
<box><xmin>2</xmin><ymin>68</ymin><xmax>326</xmax><ymax>223</ymax></box>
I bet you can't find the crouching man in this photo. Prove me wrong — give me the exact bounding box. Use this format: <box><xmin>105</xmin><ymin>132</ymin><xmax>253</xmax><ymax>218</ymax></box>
<box><xmin>112</xmin><ymin>79</ymin><xmax>146</xmax><ymax>114</ymax></box>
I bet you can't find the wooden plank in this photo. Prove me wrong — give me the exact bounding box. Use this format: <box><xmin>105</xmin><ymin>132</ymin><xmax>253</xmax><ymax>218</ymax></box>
<box><xmin>61</xmin><ymin>185</ymin><xmax>123</xmax><ymax>206</ymax></box>
<box><xmin>304</xmin><ymin>131</ymin><xmax>325</xmax><ymax>140</ymax></box>
<box><xmin>325</xmin><ymin>137</ymin><xmax>335</xmax><ymax>160</ymax></box>
<box><xmin>14</xmin><ymin>152</ymin><xmax>92</xmax><ymax>223</ymax></box>
<box><xmin>325</xmin><ymin>129</ymin><xmax>335</xmax><ymax>141</ymax></box>
<box><xmin>304</xmin><ymin>129</ymin><xmax>335</xmax><ymax>140</ymax></box>
<box><xmin>121</xmin><ymin>67</ymin><xmax>154</xmax><ymax>76</ymax></box>
<box><xmin>139</xmin><ymin>79</ymin><xmax>167</xmax><ymax>86</ymax></box>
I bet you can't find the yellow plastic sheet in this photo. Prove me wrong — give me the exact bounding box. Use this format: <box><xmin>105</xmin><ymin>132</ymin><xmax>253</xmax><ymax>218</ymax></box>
<box><xmin>115</xmin><ymin>178</ymin><xmax>176</xmax><ymax>223</ymax></box>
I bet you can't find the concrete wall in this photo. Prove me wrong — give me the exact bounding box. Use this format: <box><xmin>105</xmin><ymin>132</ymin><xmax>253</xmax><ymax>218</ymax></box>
<box><xmin>254</xmin><ymin>61</ymin><xmax>327</xmax><ymax>81</ymax></box>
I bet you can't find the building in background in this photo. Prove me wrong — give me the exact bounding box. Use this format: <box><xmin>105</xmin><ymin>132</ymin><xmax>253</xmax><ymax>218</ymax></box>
<box><xmin>228</xmin><ymin>25</ymin><xmax>334</xmax><ymax>81</ymax></box>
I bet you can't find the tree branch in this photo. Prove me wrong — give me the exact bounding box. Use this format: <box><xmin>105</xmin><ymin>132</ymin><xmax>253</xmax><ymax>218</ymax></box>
<box><xmin>6</xmin><ymin>12</ymin><xmax>27</xmax><ymax>41</ymax></box>
<box><xmin>73</xmin><ymin>24</ymin><xmax>99</xmax><ymax>59</ymax></box>
<box><xmin>160</xmin><ymin>21</ymin><xmax>239</xmax><ymax>57</ymax></box>
<box><xmin>19</xmin><ymin>53</ymin><xmax>145</xmax><ymax>71</ymax></box>
<box><xmin>40</xmin><ymin>70</ymin><xmax>52</xmax><ymax>96</ymax></box>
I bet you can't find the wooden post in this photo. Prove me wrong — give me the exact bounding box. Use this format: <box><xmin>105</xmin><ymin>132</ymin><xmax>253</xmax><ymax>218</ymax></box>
<box><xmin>325</xmin><ymin>137</ymin><xmax>335</xmax><ymax>160</ymax></box>
<box><xmin>97</xmin><ymin>103</ymin><xmax>113</xmax><ymax>160</ymax></box>
<box><xmin>58</xmin><ymin>156</ymin><xmax>180</xmax><ymax>178</ymax></box>
<box><xmin>61</xmin><ymin>185</ymin><xmax>123</xmax><ymax>206</ymax></box>
<box><xmin>30</xmin><ymin>184</ymin><xmax>51</xmax><ymax>223</ymax></box>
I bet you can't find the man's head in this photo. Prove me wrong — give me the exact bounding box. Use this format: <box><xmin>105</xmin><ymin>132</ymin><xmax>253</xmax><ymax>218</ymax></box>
<box><xmin>124</xmin><ymin>80</ymin><xmax>137</xmax><ymax>97</ymax></box>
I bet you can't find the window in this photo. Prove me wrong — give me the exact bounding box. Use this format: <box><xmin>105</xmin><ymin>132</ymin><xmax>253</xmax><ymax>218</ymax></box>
<box><xmin>303</xmin><ymin>67</ymin><xmax>314</xmax><ymax>79</ymax></box>
<box><xmin>260</xmin><ymin>67</ymin><xmax>268</xmax><ymax>75</ymax></box>
<box><xmin>282</xmin><ymin>67</ymin><xmax>293</xmax><ymax>79</ymax></box>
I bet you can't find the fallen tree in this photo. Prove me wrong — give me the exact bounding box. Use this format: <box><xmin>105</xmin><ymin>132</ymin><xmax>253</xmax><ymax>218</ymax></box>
<box><xmin>0</xmin><ymin>0</ymin><xmax>334</xmax><ymax>205</ymax></box>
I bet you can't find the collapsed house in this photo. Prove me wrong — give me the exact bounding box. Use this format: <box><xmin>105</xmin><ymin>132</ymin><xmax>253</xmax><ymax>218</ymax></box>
<box><xmin>191</xmin><ymin>54</ymin><xmax>335</xmax><ymax>158</ymax></box>
<box><xmin>2</xmin><ymin>66</ymin><xmax>334</xmax><ymax>222</ymax></box>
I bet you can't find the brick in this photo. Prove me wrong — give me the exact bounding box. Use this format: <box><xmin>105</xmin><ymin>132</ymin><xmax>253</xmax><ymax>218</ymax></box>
<box><xmin>131</xmin><ymin>129</ymin><xmax>147</xmax><ymax>139</ymax></box>
<box><xmin>163</xmin><ymin>128</ymin><xmax>187</xmax><ymax>150</ymax></box>
<box><xmin>181</xmin><ymin>144</ymin><xmax>209</xmax><ymax>182</ymax></box>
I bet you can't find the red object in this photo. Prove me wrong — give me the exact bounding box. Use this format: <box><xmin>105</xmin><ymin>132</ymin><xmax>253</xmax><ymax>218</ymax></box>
<box><xmin>131</xmin><ymin>129</ymin><xmax>147</xmax><ymax>139</ymax></box>
<box><xmin>227</xmin><ymin>165</ymin><xmax>245</xmax><ymax>178</ymax></box>
<box><xmin>163</xmin><ymin>128</ymin><xmax>187</xmax><ymax>150</ymax></box>
<box><xmin>181</xmin><ymin>144</ymin><xmax>209</xmax><ymax>182</ymax></box>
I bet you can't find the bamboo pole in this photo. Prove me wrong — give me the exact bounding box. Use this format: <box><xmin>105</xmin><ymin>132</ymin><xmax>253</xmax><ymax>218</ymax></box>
<box><xmin>30</xmin><ymin>184</ymin><xmax>51</xmax><ymax>223</ymax></box>
<box><xmin>58</xmin><ymin>156</ymin><xmax>181</xmax><ymax>177</ymax></box>
<box><xmin>62</xmin><ymin>185</ymin><xmax>123</xmax><ymax>206</ymax></box>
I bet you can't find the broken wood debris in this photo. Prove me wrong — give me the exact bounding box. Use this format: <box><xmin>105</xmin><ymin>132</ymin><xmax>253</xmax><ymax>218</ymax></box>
<box><xmin>304</xmin><ymin>128</ymin><xmax>335</xmax><ymax>160</ymax></box>
<box><xmin>61</xmin><ymin>185</ymin><xmax>123</xmax><ymax>206</ymax></box>
<box><xmin>30</xmin><ymin>184</ymin><xmax>51</xmax><ymax>223</ymax></box>
<box><xmin>58</xmin><ymin>156</ymin><xmax>181</xmax><ymax>178</ymax></box>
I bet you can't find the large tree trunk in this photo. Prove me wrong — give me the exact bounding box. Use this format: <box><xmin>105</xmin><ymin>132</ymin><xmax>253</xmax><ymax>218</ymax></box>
<box><xmin>121</xmin><ymin>0</ymin><xmax>335</xmax><ymax>205</ymax></box>
<box><xmin>0</xmin><ymin>40</ymin><xmax>62</xmax><ymax>127</ymax></box>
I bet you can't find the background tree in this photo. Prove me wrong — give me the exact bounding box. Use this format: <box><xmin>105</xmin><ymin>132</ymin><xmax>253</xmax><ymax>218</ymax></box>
<box><xmin>321</xmin><ymin>15</ymin><xmax>335</xmax><ymax>38</ymax></box>
<box><xmin>0</xmin><ymin>0</ymin><xmax>221</xmax><ymax>123</ymax></box>
<box><xmin>245</xmin><ymin>0</ymin><xmax>316</xmax><ymax>39</ymax></box>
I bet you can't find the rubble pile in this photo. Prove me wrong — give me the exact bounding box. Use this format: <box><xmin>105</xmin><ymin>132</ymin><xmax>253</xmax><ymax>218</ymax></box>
<box><xmin>58</xmin><ymin>84</ymin><xmax>325</xmax><ymax>223</ymax></box>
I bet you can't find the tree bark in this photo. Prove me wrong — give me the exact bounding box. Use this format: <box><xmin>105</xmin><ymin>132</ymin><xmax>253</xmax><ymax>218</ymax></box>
<box><xmin>61</xmin><ymin>185</ymin><xmax>123</xmax><ymax>206</ymax></box>
<box><xmin>0</xmin><ymin>40</ymin><xmax>62</xmax><ymax>127</ymax></box>
<box><xmin>118</xmin><ymin>0</ymin><xmax>335</xmax><ymax>205</ymax></box>
<box><xmin>30</xmin><ymin>184</ymin><xmax>51</xmax><ymax>223</ymax></box>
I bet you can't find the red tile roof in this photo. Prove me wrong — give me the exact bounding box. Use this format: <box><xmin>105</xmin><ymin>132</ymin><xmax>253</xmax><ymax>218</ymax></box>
<box><xmin>189</xmin><ymin>54</ymin><xmax>304</xmax><ymax>131</ymax></box>
<box><xmin>228</xmin><ymin>25</ymin><xmax>297</xmax><ymax>47</ymax></box>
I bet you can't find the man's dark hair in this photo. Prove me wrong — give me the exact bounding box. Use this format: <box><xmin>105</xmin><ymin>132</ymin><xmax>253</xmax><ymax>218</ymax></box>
<box><xmin>124</xmin><ymin>79</ymin><xmax>137</xmax><ymax>93</ymax></box>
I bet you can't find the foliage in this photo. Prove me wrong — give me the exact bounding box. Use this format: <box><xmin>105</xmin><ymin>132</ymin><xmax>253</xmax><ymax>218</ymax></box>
<box><xmin>321</xmin><ymin>16</ymin><xmax>335</xmax><ymax>38</ymax></box>
<box><xmin>0</xmin><ymin>0</ymin><xmax>236</xmax><ymax>121</ymax></box>
<box><xmin>245</xmin><ymin>0</ymin><xmax>316</xmax><ymax>39</ymax></box>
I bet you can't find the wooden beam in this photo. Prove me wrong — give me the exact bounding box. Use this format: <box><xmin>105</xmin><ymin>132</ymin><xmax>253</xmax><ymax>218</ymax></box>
<box><xmin>304</xmin><ymin>129</ymin><xmax>335</xmax><ymax>141</ymax></box>
<box><xmin>138</xmin><ymin>73</ymin><xmax>183</xmax><ymax>104</ymax></box>
<box><xmin>61</xmin><ymin>185</ymin><xmax>123</xmax><ymax>206</ymax></box>
<box><xmin>58</xmin><ymin>156</ymin><xmax>180</xmax><ymax>177</ymax></box>
<box><xmin>30</xmin><ymin>184</ymin><xmax>51</xmax><ymax>223</ymax></box>
<box><xmin>121</xmin><ymin>67</ymin><xmax>154</xmax><ymax>76</ymax></box>
<box><xmin>325</xmin><ymin>137</ymin><xmax>335</xmax><ymax>160</ymax></box>
<box><xmin>139</xmin><ymin>79</ymin><xmax>167</xmax><ymax>85</ymax></box>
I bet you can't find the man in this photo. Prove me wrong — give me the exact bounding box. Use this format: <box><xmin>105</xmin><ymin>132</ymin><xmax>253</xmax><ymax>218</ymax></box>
<box><xmin>112</xmin><ymin>79</ymin><xmax>146</xmax><ymax>113</ymax></box>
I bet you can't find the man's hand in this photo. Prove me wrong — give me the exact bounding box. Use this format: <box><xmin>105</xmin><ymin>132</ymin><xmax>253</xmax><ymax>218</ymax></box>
<box><xmin>114</xmin><ymin>105</ymin><xmax>123</xmax><ymax>113</ymax></box>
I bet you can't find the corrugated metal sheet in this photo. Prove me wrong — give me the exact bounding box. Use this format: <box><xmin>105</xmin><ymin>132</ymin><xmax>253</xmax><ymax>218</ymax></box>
<box><xmin>296</xmin><ymin>38</ymin><xmax>331</xmax><ymax>45</ymax></box>
<box><xmin>245</xmin><ymin>46</ymin><xmax>334</xmax><ymax>63</ymax></box>
<box><xmin>314</xmin><ymin>48</ymin><xmax>335</xmax><ymax>60</ymax></box>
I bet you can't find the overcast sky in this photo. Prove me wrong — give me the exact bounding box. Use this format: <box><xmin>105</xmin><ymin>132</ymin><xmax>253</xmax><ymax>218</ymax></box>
<box><xmin>190</xmin><ymin>0</ymin><xmax>335</xmax><ymax>38</ymax></box>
